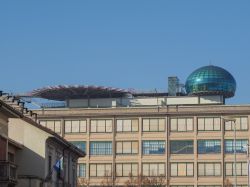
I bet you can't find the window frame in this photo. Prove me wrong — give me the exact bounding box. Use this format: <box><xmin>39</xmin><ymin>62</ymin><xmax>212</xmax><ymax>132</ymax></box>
<box><xmin>142</xmin><ymin>118</ymin><xmax>166</xmax><ymax>132</ymax></box>
<box><xmin>39</xmin><ymin>120</ymin><xmax>62</xmax><ymax>133</ymax></box>
<box><xmin>170</xmin><ymin>162</ymin><xmax>194</xmax><ymax>177</ymax></box>
<box><xmin>64</xmin><ymin>119</ymin><xmax>87</xmax><ymax>134</ymax></box>
<box><xmin>197</xmin><ymin>139</ymin><xmax>221</xmax><ymax>154</ymax></box>
<box><xmin>115</xmin><ymin>163</ymin><xmax>138</xmax><ymax>177</ymax></box>
<box><xmin>90</xmin><ymin>119</ymin><xmax>113</xmax><ymax>133</ymax></box>
<box><xmin>224</xmin><ymin>116</ymin><xmax>249</xmax><ymax>131</ymax></box>
<box><xmin>116</xmin><ymin>119</ymin><xmax>139</xmax><ymax>133</ymax></box>
<box><xmin>77</xmin><ymin>163</ymin><xmax>86</xmax><ymax>177</ymax></box>
<box><xmin>170</xmin><ymin>140</ymin><xmax>194</xmax><ymax>154</ymax></box>
<box><xmin>89</xmin><ymin>163</ymin><xmax>112</xmax><ymax>177</ymax></box>
<box><xmin>225</xmin><ymin>162</ymin><xmax>247</xmax><ymax>176</ymax></box>
<box><xmin>170</xmin><ymin>117</ymin><xmax>194</xmax><ymax>132</ymax></box>
<box><xmin>142</xmin><ymin>163</ymin><xmax>166</xmax><ymax>177</ymax></box>
<box><xmin>90</xmin><ymin>141</ymin><xmax>113</xmax><ymax>156</ymax></box>
<box><xmin>198</xmin><ymin>162</ymin><xmax>221</xmax><ymax>177</ymax></box>
<box><xmin>224</xmin><ymin>139</ymin><xmax>248</xmax><ymax>154</ymax></box>
<box><xmin>116</xmin><ymin>141</ymin><xmax>139</xmax><ymax>155</ymax></box>
<box><xmin>69</xmin><ymin>141</ymin><xmax>86</xmax><ymax>152</ymax></box>
<box><xmin>197</xmin><ymin>117</ymin><xmax>221</xmax><ymax>132</ymax></box>
<box><xmin>142</xmin><ymin>140</ymin><xmax>166</xmax><ymax>155</ymax></box>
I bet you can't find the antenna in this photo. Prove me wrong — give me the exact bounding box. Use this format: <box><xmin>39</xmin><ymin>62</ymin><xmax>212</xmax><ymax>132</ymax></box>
<box><xmin>209</xmin><ymin>60</ymin><xmax>212</xmax><ymax>66</ymax></box>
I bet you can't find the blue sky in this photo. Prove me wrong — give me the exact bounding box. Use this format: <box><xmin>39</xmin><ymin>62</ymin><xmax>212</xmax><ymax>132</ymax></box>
<box><xmin>0</xmin><ymin>0</ymin><xmax>249</xmax><ymax>104</ymax></box>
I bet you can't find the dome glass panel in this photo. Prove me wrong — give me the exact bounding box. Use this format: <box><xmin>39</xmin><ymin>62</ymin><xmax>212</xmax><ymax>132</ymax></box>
<box><xmin>185</xmin><ymin>65</ymin><xmax>236</xmax><ymax>98</ymax></box>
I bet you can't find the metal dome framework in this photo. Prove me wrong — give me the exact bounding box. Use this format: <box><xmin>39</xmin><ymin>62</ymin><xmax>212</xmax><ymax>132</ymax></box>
<box><xmin>185</xmin><ymin>65</ymin><xmax>236</xmax><ymax>98</ymax></box>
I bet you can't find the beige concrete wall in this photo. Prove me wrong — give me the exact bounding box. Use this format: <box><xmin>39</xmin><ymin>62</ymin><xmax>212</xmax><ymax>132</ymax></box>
<box><xmin>35</xmin><ymin>105</ymin><xmax>250</xmax><ymax>186</ymax></box>
<box><xmin>8</xmin><ymin>118</ymin><xmax>50</xmax><ymax>185</ymax></box>
<box><xmin>0</xmin><ymin>112</ymin><xmax>9</xmax><ymax>136</ymax></box>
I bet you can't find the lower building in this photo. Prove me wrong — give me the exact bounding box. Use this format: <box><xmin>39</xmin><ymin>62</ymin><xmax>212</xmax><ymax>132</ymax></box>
<box><xmin>0</xmin><ymin>96</ymin><xmax>85</xmax><ymax>187</ymax></box>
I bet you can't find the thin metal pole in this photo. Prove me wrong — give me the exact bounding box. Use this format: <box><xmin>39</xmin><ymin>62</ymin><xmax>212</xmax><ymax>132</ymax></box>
<box><xmin>247</xmin><ymin>144</ymin><xmax>249</xmax><ymax>187</ymax></box>
<box><xmin>234</xmin><ymin>121</ymin><xmax>237</xmax><ymax>187</ymax></box>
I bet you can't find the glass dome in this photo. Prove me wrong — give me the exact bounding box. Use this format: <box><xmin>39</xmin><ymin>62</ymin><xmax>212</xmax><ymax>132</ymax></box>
<box><xmin>185</xmin><ymin>65</ymin><xmax>236</xmax><ymax>98</ymax></box>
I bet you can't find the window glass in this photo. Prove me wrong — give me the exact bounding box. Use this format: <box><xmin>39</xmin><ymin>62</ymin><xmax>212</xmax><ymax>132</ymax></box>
<box><xmin>171</xmin><ymin>163</ymin><xmax>194</xmax><ymax>177</ymax></box>
<box><xmin>77</xmin><ymin>163</ymin><xmax>86</xmax><ymax>177</ymax></box>
<box><xmin>198</xmin><ymin>117</ymin><xmax>221</xmax><ymax>131</ymax></box>
<box><xmin>142</xmin><ymin>118</ymin><xmax>165</xmax><ymax>132</ymax></box>
<box><xmin>142</xmin><ymin>163</ymin><xmax>165</xmax><ymax>177</ymax></box>
<box><xmin>198</xmin><ymin>140</ymin><xmax>221</xmax><ymax>154</ymax></box>
<box><xmin>80</xmin><ymin>120</ymin><xmax>87</xmax><ymax>132</ymax></box>
<box><xmin>171</xmin><ymin>119</ymin><xmax>177</xmax><ymax>131</ymax></box>
<box><xmin>224</xmin><ymin>117</ymin><xmax>248</xmax><ymax>131</ymax></box>
<box><xmin>116</xmin><ymin>141</ymin><xmax>138</xmax><ymax>155</ymax></box>
<box><xmin>54</xmin><ymin>121</ymin><xmax>61</xmax><ymax>133</ymax></box>
<box><xmin>132</xmin><ymin>120</ymin><xmax>139</xmax><ymax>131</ymax></box>
<box><xmin>117</xmin><ymin>120</ymin><xmax>123</xmax><ymax>132</ymax></box>
<box><xmin>123</xmin><ymin>120</ymin><xmax>131</xmax><ymax>131</ymax></box>
<box><xmin>90</xmin><ymin>142</ymin><xmax>112</xmax><ymax>155</ymax></box>
<box><xmin>198</xmin><ymin>163</ymin><xmax>221</xmax><ymax>176</ymax></box>
<box><xmin>39</xmin><ymin>120</ymin><xmax>61</xmax><ymax>133</ymax></box>
<box><xmin>224</xmin><ymin>139</ymin><xmax>248</xmax><ymax>153</ymax></box>
<box><xmin>70</xmin><ymin>141</ymin><xmax>86</xmax><ymax>152</ymax></box>
<box><xmin>143</xmin><ymin>141</ymin><xmax>165</xmax><ymax>155</ymax></box>
<box><xmin>72</xmin><ymin>121</ymin><xmax>80</xmax><ymax>133</ymax></box>
<box><xmin>170</xmin><ymin>140</ymin><xmax>193</xmax><ymax>154</ymax></box>
<box><xmin>91</xmin><ymin>120</ymin><xmax>113</xmax><ymax>133</ymax></box>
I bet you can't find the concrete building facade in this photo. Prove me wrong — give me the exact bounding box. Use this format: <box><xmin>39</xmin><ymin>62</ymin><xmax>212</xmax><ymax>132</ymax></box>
<box><xmin>16</xmin><ymin>65</ymin><xmax>249</xmax><ymax>186</ymax></box>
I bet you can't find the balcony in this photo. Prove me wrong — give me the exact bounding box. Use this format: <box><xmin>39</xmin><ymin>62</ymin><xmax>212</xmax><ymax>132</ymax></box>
<box><xmin>0</xmin><ymin>161</ymin><xmax>17</xmax><ymax>183</ymax></box>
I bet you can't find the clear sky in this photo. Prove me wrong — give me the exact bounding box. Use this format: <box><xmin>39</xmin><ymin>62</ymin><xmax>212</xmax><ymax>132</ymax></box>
<box><xmin>0</xmin><ymin>0</ymin><xmax>249</xmax><ymax>104</ymax></box>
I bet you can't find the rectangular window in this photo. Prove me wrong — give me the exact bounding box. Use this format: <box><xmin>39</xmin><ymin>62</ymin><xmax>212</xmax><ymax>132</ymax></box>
<box><xmin>116</xmin><ymin>141</ymin><xmax>138</xmax><ymax>155</ymax></box>
<box><xmin>142</xmin><ymin>118</ymin><xmax>165</xmax><ymax>132</ymax></box>
<box><xmin>198</xmin><ymin>163</ymin><xmax>221</xmax><ymax>176</ymax></box>
<box><xmin>65</xmin><ymin>120</ymin><xmax>87</xmax><ymax>133</ymax></box>
<box><xmin>90</xmin><ymin>163</ymin><xmax>112</xmax><ymax>177</ymax></box>
<box><xmin>40</xmin><ymin>120</ymin><xmax>61</xmax><ymax>133</ymax></box>
<box><xmin>116</xmin><ymin>119</ymin><xmax>139</xmax><ymax>132</ymax></box>
<box><xmin>225</xmin><ymin>162</ymin><xmax>247</xmax><ymax>176</ymax></box>
<box><xmin>90</xmin><ymin>119</ymin><xmax>113</xmax><ymax>133</ymax></box>
<box><xmin>142</xmin><ymin>163</ymin><xmax>165</xmax><ymax>177</ymax></box>
<box><xmin>197</xmin><ymin>117</ymin><xmax>221</xmax><ymax>131</ymax></box>
<box><xmin>224</xmin><ymin>139</ymin><xmax>248</xmax><ymax>153</ymax></box>
<box><xmin>198</xmin><ymin>140</ymin><xmax>221</xmax><ymax>154</ymax></box>
<box><xmin>170</xmin><ymin>140</ymin><xmax>193</xmax><ymax>154</ymax></box>
<box><xmin>225</xmin><ymin>117</ymin><xmax>248</xmax><ymax>131</ymax></box>
<box><xmin>198</xmin><ymin>186</ymin><xmax>221</xmax><ymax>187</ymax></box>
<box><xmin>170</xmin><ymin>163</ymin><xmax>194</xmax><ymax>177</ymax></box>
<box><xmin>142</xmin><ymin>140</ymin><xmax>165</xmax><ymax>155</ymax></box>
<box><xmin>170</xmin><ymin>117</ymin><xmax>193</xmax><ymax>132</ymax></box>
<box><xmin>116</xmin><ymin>163</ymin><xmax>138</xmax><ymax>177</ymax></box>
<box><xmin>69</xmin><ymin>141</ymin><xmax>86</xmax><ymax>152</ymax></box>
<box><xmin>90</xmin><ymin>141</ymin><xmax>112</xmax><ymax>155</ymax></box>
<box><xmin>77</xmin><ymin>163</ymin><xmax>86</xmax><ymax>177</ymax></box>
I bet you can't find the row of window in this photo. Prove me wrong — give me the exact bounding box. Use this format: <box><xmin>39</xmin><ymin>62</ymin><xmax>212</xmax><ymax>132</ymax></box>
<box><xmin>70</xmin><ymin>139</ymin><xmax>248</xmax><ymax>155</ymax></box>
<box><xmin>77</xmin><ymin>162</ymin><xmax>248</xmax><ymax>177</ymax></box>
<box><xmin>171</xmin><ymin>186</ymin><xmax>247</xmax><ymax>187</ymax></box>
<box><xmin>39</xmin><ymin>116</ymin><xmax>249</xmax><ymax>133</ymax></box>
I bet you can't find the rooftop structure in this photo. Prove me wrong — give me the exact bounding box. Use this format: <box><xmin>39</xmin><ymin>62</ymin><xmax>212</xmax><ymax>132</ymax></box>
<box><xmin>185</xmin><ymin>65</ymin><xmax>236</xmax><ymax>98</ymax></box>
<box><xmin>30</xmin><ymin>85</ymin><xmax>131</xmax><ymax>101</ymax></box>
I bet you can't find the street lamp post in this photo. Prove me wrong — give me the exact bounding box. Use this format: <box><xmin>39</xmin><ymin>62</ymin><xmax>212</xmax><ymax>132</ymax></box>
<box><xmin>223</xmin><ymin>117</ymin><xmax>237</xmax><ymax>187</ymax></box>
<box><xmin>246</xmin><ymin>144</ymin><xmax>249</xmax><ymax>187</ymax></box>
<box><xmin>243</xmin><ymin>144</ymin><xmax>250</xmax><ymax>187</ymax></box>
